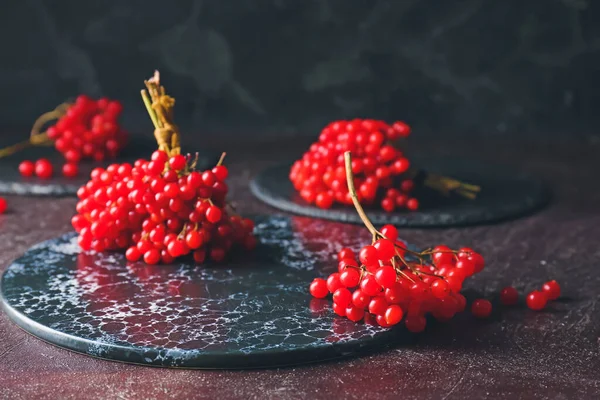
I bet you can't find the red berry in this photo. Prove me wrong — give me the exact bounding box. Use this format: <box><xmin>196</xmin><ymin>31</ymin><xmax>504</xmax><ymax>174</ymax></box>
<box><xmin>337</xmin><ymin>247</ymin><xmax>355</xmax><ymax>261</ymax></box>
<box><xmin>405</xmin><ymin>315</ymin><xmax>426</xmax><ymax>333</ymax></box>
<box><xmin>430</xmin><ymin>279</ymin><xmax>449</xmax><ymax>299</ymax></box>
<box><xmin>332</xmin><ymin>288</ymin><xmax>352</xmax><ymax>308</ymax></box>
<box><xmin>35</xmin><ymin>159</ymin><xmax>53</xmax><ymax>179</ymax></box>
<box><xmin>345</xmin><ymin>306</ymin><xmax>365</xmax><ymax>322</ymax></box>
<box><xmin>368</xmin><ymin>297</ymin><xmax>388</xmax><ymax>316</ymax></box>
<box><xmin>0</xmin><ymin>197</ymin><xmax>7</xmax><ymax>214</ymax></box>
<box><xmin>384</xmin><ymin>305</ymin><xmax>404</xmax><ymax>325</ymax></box>
<box><xmin>471</xmin><ymin>299</ymin><xmax>492</xmax><ymax>318</ymax></box>
<box><xmin>125</xmin><ymin>247</ymin><xmax>141</xmax><ymax>262</ymax></box>
<box><xmin>352</xmin><ymin>289</ymin><xmax>371</xmax><ymax>309</ymax></box>
<box><xmin>500</xmin><ymin>287</ymin><xmax>518</xmax><ymax>306</ymax></box>
<box><xmin>62</xmin><ymin>163</ymin><xmax>79</xmax><ymax>178</ymax></box>
<box><xmin>310</xmin><ymin>278</ymin><xmax>328</xmax><ymax>298</ymax></box>
<box><xmin>205</xmin><ymin>206</ymin><xmax>222</xmax><ymax>223</ymax></box>
<box><xmin>143</xmin><ymin>249</ymin><xmax>160</xmax><ymax>265</ymax></box>
<box><xmin>526</xmin><ymin>290</ymin><xmax>548</xmax><ymax>311</ymax></box>
<box><xmin>373</xmin><ymin>238</ymin><xmax>395</xmax><ymax>261</ymax></box>
<box><xmin>380</xmin><ymin>224</ymin><xmax>398</xmax><ymax>241</ymax></box>
<box><xmin>374</xmin><ymin>266</ymin><xmax>396</xmax><ymax>289</ymax></box>
<box><xmin>18</xmin><ymin>160</ymin><xmax>35</xmax><ymax>177</ymax></box>
<box><xmin>541</xmin><ymin>280</ymin><xmax>560</xmax><ymax>301</ymax></box>
<box><xmin>360</xmin><ymin>275</ymin><xmax>382</xmax><ymax>296</ymax></box>
<box><xmin>169</xmin><ymin>155</ymin><xmax>186</xmax><ymax>171</ymax></box>
<box><xmin>326</xmin><ymin>273</ymin><xmax>343</xmax><ymax>293</ymax></box>
<box><xmin>359</xmin><ymin>245</ymin><xmax>378</xmax><ymax>267</ymax></box>
<box><xmin>340</xmin><ymin>268</ymin><xmax>360</xmax><ymax>288</ymax></box>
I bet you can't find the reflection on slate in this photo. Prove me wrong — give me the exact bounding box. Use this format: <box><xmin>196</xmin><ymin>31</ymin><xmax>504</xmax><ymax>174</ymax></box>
<box><xmin>0</xmin><ymin>216</ymin><xmax>410</xmax><ymax>369</ymax></box>
<box><xmin>251</xmin><ymin>158</ymin><xmax>551</xmax><ymax>227</ymax></box>
<box><xmin>0</xmin><ymin>135</ymin><xmax>218</xmax><ymax>196</ymax></box>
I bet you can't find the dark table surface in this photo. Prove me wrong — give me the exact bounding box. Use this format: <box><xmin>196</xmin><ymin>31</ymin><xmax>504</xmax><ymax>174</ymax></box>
<box><xmin>0</xmin><ymin>135</ymin><xmax>598</xmax><ymax>400</ymax></box>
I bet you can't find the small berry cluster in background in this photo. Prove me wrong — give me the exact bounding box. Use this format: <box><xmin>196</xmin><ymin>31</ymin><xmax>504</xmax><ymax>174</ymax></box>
<box><xmin>290</xmin><ymin>118</ymin><xmax>480</xmax><ymax>213</ymax></box>
<box><xmin>16</xmin><ymin>95</ymin><xmax>126</xmax><ymax>179</ymax></box>
<box><xmin>290</xmin><ymin>119</ymin><xmax>417</xmax><ymax>212</ymax></box>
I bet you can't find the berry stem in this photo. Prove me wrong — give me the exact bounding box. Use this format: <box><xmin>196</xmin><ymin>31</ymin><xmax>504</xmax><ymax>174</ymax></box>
<box><xmin>216</xmin><ymin>152</ymin><xmax>227</xmax><ymax>167</ymax></box>
<box><xmin>344</xmin><ymin>151</ymin><xmax>379</xmax><ymax>238</ymax></box>
<box><xmin>0</xmin><ymin>102</ymin><xmax>70</xmax><ymax>159</ymax></box>
<box><xmin>141</xmin><ymin>89</ymin><xmax>160</xmax><ymax>130</ymax></box>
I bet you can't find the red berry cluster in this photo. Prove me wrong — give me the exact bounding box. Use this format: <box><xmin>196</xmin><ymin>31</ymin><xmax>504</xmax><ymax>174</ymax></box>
<box><xmin>310</xmin><ymin>223</ymin><xmax>485</xmax><ymax>331</ymax></box>
<box><xmin>71</xmin><ymin>151</ymin><xmax>256</xmax><ymax>265</ymax></box>
<box><xmin>308</xmin><ymin>152</ymin><xmax>488</xmax><ymax>331</ymax></box>
<box><xmin>18</xmin><ymin>95</ymin><xmax>126</xmax><ymax>179</ymax></box>
<box><xmin>48</xmin><ymin>95</ymin><xmax>126</xmax><ymax>162</ymax></box>
<box><xmin>290</xmin><ymin>119</ymin><xmax>418</xmax><ymax>212</ymax></box>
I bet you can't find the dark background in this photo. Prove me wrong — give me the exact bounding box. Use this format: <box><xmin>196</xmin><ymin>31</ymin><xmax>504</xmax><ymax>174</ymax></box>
<box><xmin>0</xmin><ymin>0</ymin><xmax>598</xmax><ymax>141</ymax></box>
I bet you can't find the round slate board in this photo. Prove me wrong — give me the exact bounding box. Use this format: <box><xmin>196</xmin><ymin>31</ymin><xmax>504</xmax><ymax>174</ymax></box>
<box><xmin>250</xmin><ymin>159</ymin><xmax>551</xmax><ymax>227</ymax></box>
<box><xmin>0</xmin><ymin>216</ymin><xmax>409</xmax><ymax>369</ymax></box>
<box><xmin>0</xmin><ymin>135</ymin><xmax>218</xmax><ymax>196</ymax></box>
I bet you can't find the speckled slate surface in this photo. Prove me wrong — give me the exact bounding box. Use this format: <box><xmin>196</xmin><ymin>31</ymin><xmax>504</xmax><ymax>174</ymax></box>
<box><xmin>250</xmin><ymin>159</ymin><xmax>551</xmax><ymax>227</ymax></box>
<box><xmin>0</xmin><ymin>216</ymin><xmax>409</xmax><ymax>369</ymax></box>
<box><xmin>0</xmin><ymin>136</ymin><xmax>218</xmax><ymax>196</ymax></box>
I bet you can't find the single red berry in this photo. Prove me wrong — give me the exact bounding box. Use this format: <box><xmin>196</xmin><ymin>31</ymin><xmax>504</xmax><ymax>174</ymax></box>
<box><xmin>326</xmin><ymin>273</ymin><xmax>343</xmax><ymax>293</ymax></box>
<box><xmin>143</xmin><ymin>249</ymin><xmax>160</xmax><ymax>265</ymax></box>
<box><xmin>340</xmin><ymin>268</ymin><xmax>360</xmax><ymax>288</ymax></box>
<box><xmin>405</xmin><ymin>315</ymin><xmax>426</xmax><ymax>333</ymax></box>
<box><xmin>62</xmin><ymin>163</ymin><xmax>79</xmax><ymax>178</ymax></box>
<box><xmin>430</xmin><ymin>279</ymin><xmax>450</xmax><ymax>299</ymax></box>
<box><xmin>384</xmin><ymin>305</ymin><xmax>404</xmax><ymax>325</ymax></box>
<box><xmin>332</xmin><ymin>288</ymin><xmax>352</xmax><ymax>308</ymax></box>
<box><xmin>337</xmin><ymin>247</ymin><xmax>355</xmax><ymax>261</ymax></box>
<box><xmin>380</xmin><ymin>224</ymin><xmax>398</xmax><ymax>241</ymax></box>
<box><xmin>205</xmin><ymin>206</ymin><xmax>222</xmax><ymax>223</ymax></box>
<box><xmin>315</xmin><ymin>192</ymin><xmax>334</xmax><ymax>209</ymax></box>
<box><xmin>0</xmin><ymin>197</ymin><xmax>7</xmax><ymax>214</ymax></box>
<box><xmin>35</xmin><ymin>159</ymin><xmax>53</xmax><ymax>179</ymax></box>
<box><xmin>345</xmin><ymin>305</ymin><xmax>365</xmax><ymax>322</ymax></box>
<box><xmin>500</xmin><ymin>287</ymin><xmax>518</xmax><ymax>306</ymax></box>
<box><xmin>360</xmin><ymin>275</ymin><xmax>382</xmax><ymax>296</ymax></box>
<box><xmin>212</xmin><ymin>165</ymin><xmax>228</xmax><ymax>181</ymax></box>
<box><xmin>309</xmin><ymin>278</ymin><xmax>329</xmax><ymax>298</ymax></box>
<box><xmin>471</xmin><ymin>299</ymin><xmax>492</xmax><ymax>318</ymax></box>
<box><xmin>526</xmin><ymin>290</ymin><xmax>548</xmax><ymax>311</ymax></box>
<box><xmin>374</xmin><ymin>266</ymin><xmax>396</xmax><ymax>289</ymax></box>
<box><xmin>352</xmin><ymin>289</ymin><xmax>371</xmax><ymax>309</ymax></box>
<box><xmin>368</xmin><ymin>297</ymin><xmax>388</xmax><ymax>316</ymax></box>
<box><xmin>406</xmin><ymin>198</ymin><xmax>419</xmax><ymax>211</ymax></box>
<box><xmin>18</xmin><ymin>160</ymin><xmax>35</xmax><ymax>177</ymax></box>
<box><xmin>125</xmin><ymin>247</ymin><xmax>141</xmax><ymax>262</ymax></box>
<box><xmin>373</xmin><ymin>238</ymin><xmax>395</xmax><ymax>261</ymax></box>
<box><xmin>169</xmin><ymin>155</ymin><xmax>186</xmax><ymax>171</ymax></box>
<box><xmin>359</xmin><ymin>245</ymin><xmax>378</xmax><ymax>267</ymax></box>
<box><xmin>541</xmin><ymin>280</ymin><xmax>561</xmax><ymax>301</ymax></box>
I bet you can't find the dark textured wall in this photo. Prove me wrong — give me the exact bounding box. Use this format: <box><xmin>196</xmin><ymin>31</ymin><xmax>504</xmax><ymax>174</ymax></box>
<box><xmin>1</xmin><ymin>0</ymin><xmax>598</xmax><ymax>140</ymax></box>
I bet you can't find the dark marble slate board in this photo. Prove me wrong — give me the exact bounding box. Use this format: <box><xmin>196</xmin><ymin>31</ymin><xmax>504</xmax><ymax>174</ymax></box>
<box><xmin>0</xmin><ymin>216</ymin><xmax>410</xmax><ymax>369</ymax></box>
<box><xmin>0</xmin><ymin>135</ymin><xmax>218</xmax><ymax>196</ymax></box>
<box><xmin>250</xmin><ymin>158</ymin><xmax>551</xmax><ymax>227</ymax></box>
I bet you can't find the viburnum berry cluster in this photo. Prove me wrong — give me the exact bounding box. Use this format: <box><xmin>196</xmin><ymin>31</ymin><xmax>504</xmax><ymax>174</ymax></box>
<box><xmin>289</xmin><ymin>118</ymin><xmax>479</xmax><ymax>212</ymax></box>
<box><xmin>71</xmin><ymin>71</ymin><xmax>255</xmax><ymax>265</ymax></box>
<box><xmin>71</xmin><ymin>152</ymin><xmax>256</xmax><ymax>264</ymax></box>
<box><xmin>309</xmin><ymin>152</ymin><xmax>485</xmax><ymax>331</ymax></box>
<box><xmin>2</xmin><ymin>96</ymin><xmax>127</xmax><ymax>179</ymax></box>
<box><xmin>46</xmin><ymin>95</ymin><xmax>126</xmax><ymax>163</ymax></box>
